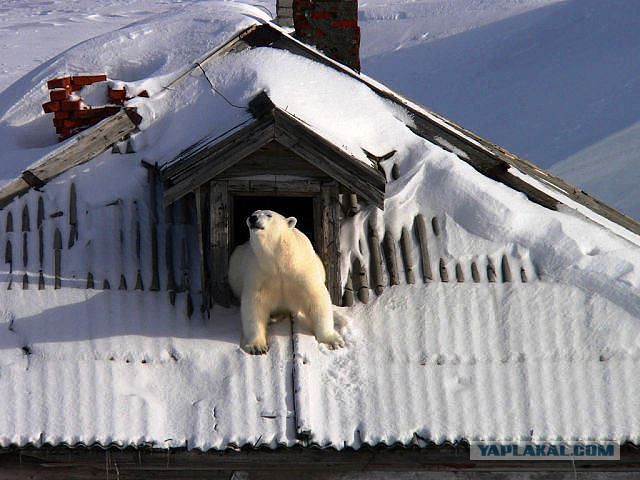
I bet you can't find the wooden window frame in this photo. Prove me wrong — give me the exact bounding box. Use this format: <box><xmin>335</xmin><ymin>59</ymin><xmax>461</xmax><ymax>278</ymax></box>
<box><xmin>208</xmin><ymin>179</ymin><xmax>342</xmax><ymax>307</ymax></box>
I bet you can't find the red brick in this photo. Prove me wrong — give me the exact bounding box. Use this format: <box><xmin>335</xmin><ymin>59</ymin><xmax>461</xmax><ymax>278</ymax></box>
<box><xmin>70</xmin><ymin>74</ymin><xmax>107</xmax><ymax>88</ymax></box>
<box><xmin>330</xmin><ymin>19</ymin><xmax>357</xmax><ymax>28</ymax></box>
<box><xmin>49</xmin><ymin>89</ymin><xmax>70</xmax><ymax>101</ymax></box>
<box><xmin>47</xmin><ymin>77</ymin><xmax>71</xmax><ymax>90</ymax></box>
<box><xmin>311</xmin><ymin>10</ymin><xmax>333</xmax><ymax>20</ymax></box>
<box><xmin>56</xmin><ymin>128</ymin><xmax>73</xmax><ymax>140</ymax></box>
<box><xmin>61</xmin><ymin>99</ymin><xmax>82</xmax><ymax>111</ymax></box>
<box><xmin>108</xmin><ymin>87</ymin><xmax>127</xmax><ymax>103</ymax></box>
<box><xmin>42</xmin><ymin>101</ymin><xmax>61</xmax><ymax>113</ymax></box>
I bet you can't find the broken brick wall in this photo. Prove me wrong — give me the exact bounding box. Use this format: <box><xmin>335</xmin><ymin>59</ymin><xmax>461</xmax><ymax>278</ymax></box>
<box><xmin>291</xmin><ymin>0</ymin><xmax>360</xmax><ymax>71</ymax></box>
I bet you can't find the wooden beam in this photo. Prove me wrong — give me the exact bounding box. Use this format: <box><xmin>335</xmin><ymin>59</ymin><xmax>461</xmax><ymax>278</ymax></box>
<box><xmin>162</xmin><ymin>118</ymin><xmax>275</xmax><ymax>207</ymax></box>
<box><xmin>273</xmin><ymin>110</ymin><xmax>385</xmax><ymax>209</ymax></box>
<box><xmin>3</xmin><ymin>443</ymin><xmax>640</xmax><ymax>476</ymax></box>
<box><xmin>318</xmin><ymin>182</ymin><xmax>341</xmax><ymax>305</ymax></box>
<box><xmin>0</xmin><ymin>109</ymin><xmax>139</xmax><ymax>208</ymax></box>
<box><xmin>210</xmin><ymin>180</ymin><xmax>230</xmax><ymax>307</ymax></box>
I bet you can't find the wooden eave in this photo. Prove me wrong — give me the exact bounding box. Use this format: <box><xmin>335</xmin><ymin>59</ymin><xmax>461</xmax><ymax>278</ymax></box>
<box><xmin>161</xmin><ymin>106</ymin><xmax>386</xmax><ymax>208</ymax></box>
<box><xmin>3</xmin><ymin>443</ymin><xmax>640</xmax><ymax>477</ymax></box>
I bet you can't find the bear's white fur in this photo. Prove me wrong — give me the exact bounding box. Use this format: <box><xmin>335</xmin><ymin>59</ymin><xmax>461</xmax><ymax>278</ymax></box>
<box><xmin>228</xmin><ymin>210</ymin><xmax>345</xmax><ymax>354</ymax></box>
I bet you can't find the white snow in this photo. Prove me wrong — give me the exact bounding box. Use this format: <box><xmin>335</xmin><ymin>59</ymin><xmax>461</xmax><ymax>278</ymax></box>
<box><xmin>1</xmin><ymin>0</ymin><xmax>638</xmax><ymax>218</ymax></box>
<box><xmin>0</xmin><ymin>0</ymin><xmax>638</xmax><ymax>451</ymax></box>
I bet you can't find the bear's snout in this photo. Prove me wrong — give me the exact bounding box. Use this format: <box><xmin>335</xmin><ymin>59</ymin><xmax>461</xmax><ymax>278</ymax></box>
<box><xmin>247</xmin><ymin>211</ymin><xmax>266</xmax><ymax>230</ymax></box>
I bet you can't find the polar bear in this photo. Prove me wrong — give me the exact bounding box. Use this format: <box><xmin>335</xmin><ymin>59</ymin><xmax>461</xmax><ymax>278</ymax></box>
<box><xmin>228</xmin><ymin>210</ymin><xmax>345</xmax><ymax>354</ymax></box>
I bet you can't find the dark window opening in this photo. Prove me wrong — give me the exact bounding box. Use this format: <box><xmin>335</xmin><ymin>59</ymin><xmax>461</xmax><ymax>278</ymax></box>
<box><xmin>231</xmin><ymin>195</ymin><xmax>315</xmax><ymax>249</ymax></box>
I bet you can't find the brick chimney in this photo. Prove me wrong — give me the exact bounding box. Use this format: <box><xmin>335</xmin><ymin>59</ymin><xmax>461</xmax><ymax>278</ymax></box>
<box><xmin>279</xmin><ymin>0</ymin><xmax>360</xmax><ymax>71</ymax></box>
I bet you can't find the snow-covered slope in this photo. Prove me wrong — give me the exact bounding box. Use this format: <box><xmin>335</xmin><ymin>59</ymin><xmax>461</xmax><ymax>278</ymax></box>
<box><xmin>3</xmin><ymin>0</ymin><xmax>637</xmax><ymax>219</ymax></box>
<box><xmin>358</xmin><ymin>0</ymin><xmax>563</xmax><ymax>58</ymax></box>
<box><xmin>0</xmin><ymin>2</ymin><xmax>638</xmax><ymax>451</ymax></box>
<box><xmin>363</xmin><ymin>0</ymin><xmax>640</xmax><ymax>170</ymax></box>
<box><xmin>552</xmin><ymin>121</ymin><xmax>640</xmax><ymax>220</ymax></box>
<box><xmin>362</xmin><ymin>0</ymin><xmax>640</xmax><ymax>219</ymax></box>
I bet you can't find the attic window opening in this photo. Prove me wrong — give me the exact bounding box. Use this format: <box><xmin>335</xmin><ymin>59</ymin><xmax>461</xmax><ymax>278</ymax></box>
<box><xmin>231</xmin><ymin>194</ymin><xmax>315</xmax><ymax>249</ymax></box>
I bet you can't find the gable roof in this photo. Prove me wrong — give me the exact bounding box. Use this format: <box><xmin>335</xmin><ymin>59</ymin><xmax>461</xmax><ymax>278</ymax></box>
<box><xmin>161</xmin><ymin>94</ymin><xmax>386</xmax><ymax>208</ymax></box>
<box><xmin>1</xmin><ymin>21</ymin><xmax>638</xmax><ymax>242</ymax></box>
<box><xmin>0</xmin><ymin>10</ymin><xmax>639</xmax><ymax>454</ymax></box>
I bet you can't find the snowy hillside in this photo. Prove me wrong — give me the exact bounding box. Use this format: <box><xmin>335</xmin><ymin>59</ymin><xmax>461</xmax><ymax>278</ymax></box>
<box><xmin>551</xmin><ymin>121</ymin><xmax>640</xmax><ymax>219</ymax></box>
<box><xmin>362</xmin><ymin>0</ymin><xmax>640</xmax><ymax>219</ymax></box>
<box><xmin>0</xmin><ymin>0</ymin><xmax>638</xmax><ymax>218</ymax></box>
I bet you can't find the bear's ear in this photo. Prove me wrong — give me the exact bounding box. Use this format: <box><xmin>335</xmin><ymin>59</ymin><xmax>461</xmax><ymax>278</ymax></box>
<box><xmin>286</xmin><ymin>217</ymin><xmax>297</xmax><ymax>229</ymax></box>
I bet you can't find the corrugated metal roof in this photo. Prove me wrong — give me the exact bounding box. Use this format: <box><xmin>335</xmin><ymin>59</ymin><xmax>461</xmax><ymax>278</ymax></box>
<box><xmin>293</xmin><ymin>284</ymin><xmax>640</xmax><ymax>448</ymax></box>
<box><xmin>0</xmin><ymin>165</ymin><xmax>638</xmax><ymax>450</ymax></box>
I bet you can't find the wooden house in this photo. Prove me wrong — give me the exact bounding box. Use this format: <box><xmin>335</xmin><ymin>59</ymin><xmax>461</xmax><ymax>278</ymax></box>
<box><xmin>0</xmin><ymin>1</ymin><xmax>639</xmax><ymax>478</ymax></box>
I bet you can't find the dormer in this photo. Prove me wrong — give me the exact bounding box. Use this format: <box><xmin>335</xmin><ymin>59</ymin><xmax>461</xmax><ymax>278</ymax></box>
<box><xmin>161</xmin><ymin>93</ymin><xmax>386</xmax><ymax>308</ymax></box>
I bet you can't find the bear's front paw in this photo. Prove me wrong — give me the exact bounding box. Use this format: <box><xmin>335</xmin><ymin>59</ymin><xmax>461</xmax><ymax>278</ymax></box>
<box><xmin>318</xmin><ymin>331</ymin><xmax>345</xmax><ymax>350</ymax></box>
<box><xmin>243</xmin><ymin>339</ymin><xmax>269</xmax><ymax>355</ymax></box>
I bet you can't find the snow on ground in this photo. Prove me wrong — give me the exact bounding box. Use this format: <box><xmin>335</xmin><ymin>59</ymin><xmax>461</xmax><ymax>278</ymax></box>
<box><xmin>551</xmin><ymin>121</ymin><xmax>640</xmax><ymax>221</ymax></box>
<box><xmin>358</xmin><ymin>0</ymin><xmax>564</xmax><ymax>58</ymax></box>
<box><xmin>3</xmin><ymin>0</ymin><xmax>638</xmax><ymax>218</ymax></box>
<box><xmin>0</xmin><ymin>1</ymin><xmax>639</xmax><ymax>450</ymax></box>
<box><xmin>362</xmin><ymin>0</ymin><xmax>640</xmax><ymax>219</ymax></box>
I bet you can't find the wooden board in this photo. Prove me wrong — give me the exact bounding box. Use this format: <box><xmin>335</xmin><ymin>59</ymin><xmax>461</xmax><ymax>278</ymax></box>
<box><xmin>2</xmin><ymin>443</ymin><xmax>640</xmax><ymax>478</ymax></box>
<box><xmin>210</xmin><ymin>180</ymin><xmax>230</xmax><ymax>307</ymax></box>
<box><xmin>219</xmin><ymin>142</ymin><xmax>328</xmax><ymax>178</ymax></box>
<box><xmin>163</xmin><ymin>117</ymin><xmax>276</xmax><ymax>207</ymax></box>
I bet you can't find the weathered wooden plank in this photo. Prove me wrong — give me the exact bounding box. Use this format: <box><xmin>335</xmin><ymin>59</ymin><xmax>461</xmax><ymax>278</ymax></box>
<box><xmin>0</xmin><ymin>110</ymin><xmax>138</xmax><ymax>207</ymax></box>
<box><xmin>68</xmin><ymin>183</ymin><xmax>78</xmax><ymax>248</ymax></box>
<box><xmin>352</xmin><ymin>257</ymin><xmax>369</xmax><ymax>304</ymax></box>
<box><xmin>227</xmin><ymin>179</ymin><xmax>321</xmax><ymax>194</ymax></box>
<box><xmin>115</xmin><ymin>199</ymin><xmax>127</xmax><ymax>290</ymax></box>
<box><xmin>0</xmin><ymin>178</ymin><xmax>30</xmax><ymax>209</ymax></box>
<box><xmin>162</xmin><ymin>117</ymin><xmax>275</xmax><ymax>206</ymax></box>
<box><xmin>53</xmin><ymin>228</ymin><xmax>62</xmax><ymax>289</ymax></box>
<box><xmin>21</xmin><ymin>205</ymin><xmax>30</xmax><ymax>232</ymax></box>
<box><xmin>165</xmin><ymin>204</ymin><xmax>177</xmax><ymax>305</ymax></box>
<box><xmin>346</xmin><ymin>193</ymin><xmax>359</xmax><ymax>216</ymax></box>
<box><xmin>318</xmin><ymin>182</ymin><xmax>341</xmax><ymax>304</ymax></box>
<box><xmin>196</xmin><ymin>185</ymin><xmax>211</xmax><ymax>313</ymax></box>
<box><xmin>342</xmin><ymin>271</ymin><xmax>354</xmax><ymax>307</ymax></box>
<box><xmin>4</xmin><ymin>240</ymin><xmax>12</xmax><ymax>290</ymax></box>
<box><xmin>220</xmin><ymin>143</ymin><xmax>327</xmax><ymax>178</ymax></box>
<box><xmin>21</xmin><ymin>233</ymin><xmax>28</xmax><ymax>272</ymax></box>
<box><xmin>382</xmin><ymin>230</ymin><xmax>400</xmax><ymax>286</ymax></box>
<box><xmin>37</xmin><ymin>197</ymin><xmax>45</xmax><ymax>290</ymax></box>
<box><xmin>471</xmin><ymin>261</ymin><xmax>480</xmax><ymax>283</ymax></box>
<box><xmin>439</xmin><ymin>259</ymin><xmax>449</xmax><ymax>282</ymax></box>
<box><xmin>431</xmin><ymin>216</ymin><xmax>441</xmax><ymax>237</ymax></box>
<box><xmin>391</xmin><ymin>163</ymin><xmax>400</xmax><ymax>180</ymax></box>
<box><xmin>133</xmin><ymin>200</ymin><xmax>144</xmax><ymax>291</ymax></box>
<box><xmin>147</xmin><ymin>168</ymin><xmax>161</xmax><ymax>291</ymax></box>
<box><xmin>4</xmin><ymin>440</ymin><xmax>640</xmax><ymax>476</ymax></box>
<box><xmin>210</xmin><ymin>181</ymin><xmax>230</xmax><ymax>307</ymax></box>
<box><xmin>520</xmin><ymin>266</ymin><xmax>528</xmax><ymax>283</ymax></box>
<box><xmin>5</xmin><ymin>211</ymin><xmax>13</xmax><ymax>232</ymax></box>
<box><xmin>501</xmin><ymin>255</ymin><xmax>512</xmax><ymax>282</ymax></box>
<box><xmin>368</xmin><ymin>223</ymin><xmax>384</xmax><ymax>295</ymax></box>
<box><xmin>413</xmin><ymin>215</ymin><xmax>433</xmax><ymax>283</ymax></box>
<box><xmin>455</xmin><ymin>262</ymin><xmax>464</xmax><ymax>282</ymax></box>
<box><xmin>399</xmin><ymin>227</ymin><xmax>415</xmax><ymax>285</ymax></box>
<box><xmin>487</xmin><ymin>257</ymin><xmax>497</xmax><ymax>283</ymax></box>
<box><xmin>274</xmin><ymin>109</ymin><xmax>385</xmax><ymax>208</ymax></box>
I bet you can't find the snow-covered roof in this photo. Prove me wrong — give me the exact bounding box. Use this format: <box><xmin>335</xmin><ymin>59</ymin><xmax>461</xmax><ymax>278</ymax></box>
<box><xmin>0</xmin><ymin>1</ymin><xmax>639</xmax><ymax>451</ymax></box>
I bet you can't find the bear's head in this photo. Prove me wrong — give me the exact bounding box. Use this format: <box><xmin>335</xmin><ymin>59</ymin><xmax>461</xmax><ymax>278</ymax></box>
<box><xmin>246</xmin><ymin>210</ymin><xmax>297</xmax><ymax>254</ymax></box>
